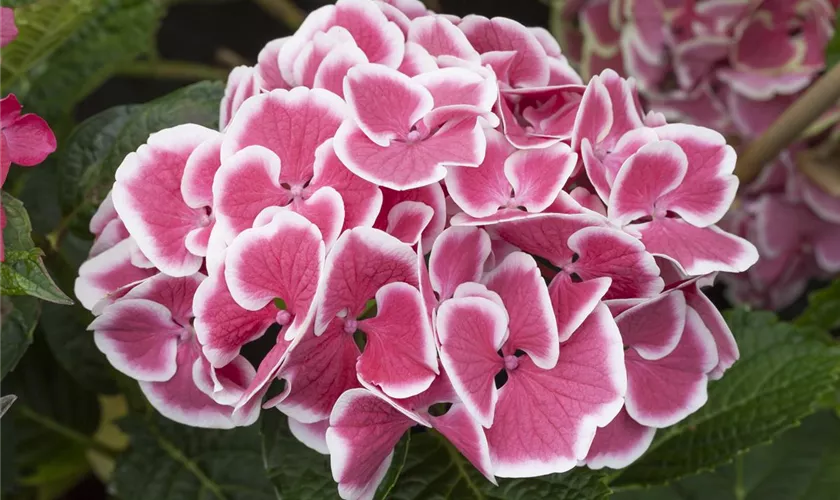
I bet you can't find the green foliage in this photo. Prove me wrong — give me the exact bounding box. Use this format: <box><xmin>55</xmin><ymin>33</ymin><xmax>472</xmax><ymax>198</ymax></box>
<box><xmin>0</xmin><ymin>0</ymin><xmax>99</xmax><ymax>89</ymax></box>
<box><xmin>0</xmin><ymin>295</ymin><xmax>40</xmax><ymax>380</ymax></box>
<box><xmin>796</xmin><ymin>279</ymin><xmax>840</xmax><ymax>331</ymax></box>
<box><xmin>262</xmin><ymin>411</ymin><xmax>338</xmax><ymax>499</ymax></box>
<box><xmin>1</xmin><ymin>337</ymin><xmax>102</xmax><ymax>498</ymax></box>
<box><xmin>19</xmin><ymin>0</ymin><xmax>165</xmax><ymax>133</ymax></box>
<box><xmin>112</xmin><ymin>414</ymin><xmax>276</xmax><ymax>500</ymax></box>
<box><xmin>613</xmin><ymin>411</ymin><xmax>840</xmax><ymax>500</ymax></box>
<box><xmin>1</xmin><ymin>192</ymin><xmax>72</xmax><ymax>304</ymax></box>
<box><xmin>826</xmin><ymin>8</ymin><xmax>840</xmax><ymax>69</ymax></box>
<box><xmin>611</xmin><ymin>309</ymin><xmax>840</xmax><ymax>488</ymax></box>
<box><xmin>387</xmin><ymin>431</ymin><xmax>611</xmax><ymax>500</ymax></box>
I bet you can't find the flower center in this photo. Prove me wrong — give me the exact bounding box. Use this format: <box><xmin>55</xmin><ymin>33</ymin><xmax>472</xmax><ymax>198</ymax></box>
<box><xmin>275</xmin><ymin>310</ymin><xmax>291</xmax><ymax>326</ymax></box>
<box><xmin>405</xmin><ymin>129</ymin><xmax>423</xmax><ymax>142</ymax></box>
<box><xmin>503</xmin><ymin>354</ymin><xmax>519</xmax><ymax>371</ymax></box>
<box><xmin>344</xmin><ymin>318</ymin><xmax>358</xmax><ymax>334</ymax></box>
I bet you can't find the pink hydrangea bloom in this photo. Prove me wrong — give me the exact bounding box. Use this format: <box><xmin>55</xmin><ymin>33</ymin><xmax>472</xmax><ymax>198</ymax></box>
<box><xmin>77</xmin><ymin>1</ymin><xmax>756</xmax><ymax>497</ymax></box>
<box><xmin>1</xmin><ymin>92</ymin><xmax>58</xmax><ymax>260</ymax></box>
<box><xmin>565</xmin><ymin>0</ymin><xmax>839</xmax><ymax>309</ymax></box>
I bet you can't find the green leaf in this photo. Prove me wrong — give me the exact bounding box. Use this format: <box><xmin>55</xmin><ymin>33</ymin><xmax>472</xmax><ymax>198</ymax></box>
<box><xmin>0</xmin><ymin>395</ymin><xmax>16</xmax><ymax>418</ymax></box>
<box><xmin>20</xmin><ymin>0</ymin><xmax>165</xmax><ymax>132</ymax></box>
<box><xmin>1</xmin><ymin>193</ymin><xmax>73</xmax><ymax>304</ymax></box>
<box><xmin>262</xmin><ymin>411</ymin><xmax>337</xmax><ymax>499</ymax></box>
<box><xmin>260</xmin><ymin>411</ymin><xmax>412</xmax><ymax>500</ymax></box>
<box><xmin>0</xmin><ymin>295</ymin><xmax>40</xmax><ymax>380</ymax></box>
<box><xmin>826</xmin><ymin>8</ymin><xmax>840</xmax><ymax>69</ymax></box>
<box><xmin>2</xmin><ymin>337</ymin><xmax>102</xmax><ymax>497</ymax></box>
<box><xmin>611</xmin><ymin>309</ymin><xmax>840</xmax><ymax>488</ymax></box>
<box><xmin>40</xmin><ymin>301</ymin><xmax>118</xmax><ymax>394</ymax></box>
<box><xmin>56</xmin><ymin>82</ymin><xmax>223</xmax><ymax>238</ymax></box>
<box><xmin>0</xmin><ymin>0</ymin><xmax>99</xmax><ymax>89</ymax></box>
<box><xmin>388</xmin><ymin>431</ymin><xmax>611</xmax><ymax>500</ymax></box>
<box><xmin>113</xmin><ymin>414</ymin><xmax>276</xmax><ymax>500</ymax></box>
<box><xmin>796</xmin><ymin>280</ymin><xmax>840</xmax><ymax>331</ymax></box>
<box><xmin>613</xmin><ymin>411</ymin><xmax>840</xmax><ymax>500</ymax></box>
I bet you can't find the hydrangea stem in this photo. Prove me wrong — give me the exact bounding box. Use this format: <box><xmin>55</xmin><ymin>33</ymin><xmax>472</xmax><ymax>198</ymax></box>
<box><xmin>117</xmin><ymin>60</ymin><xmax>229</xmax><ymax>81</ymax></box>
<box><xmin>735</xmin><ymin>63</ymin><xmax>840</xmax><ymax>185</ymax></box>
<box><xmin>251</xmin><ymin>0</ymin><xmax>305</xmax><ymax>29</ymax></box>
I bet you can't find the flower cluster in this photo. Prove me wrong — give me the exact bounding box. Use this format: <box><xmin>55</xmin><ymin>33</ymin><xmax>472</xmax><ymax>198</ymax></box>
<box><xmin>1</xmin><ymin>7</ymin><xmax>57</xmax><ymax>260</ymax></box>
<box><xmin>563</xmin><ymin>0</ymin><xmax>837</xmax><ymax>137</ymax></box>
<box><xmin>563</xmin><ymin>0</ymin><xmax>840</xmax><ymax>309</ymax></box>
<box><xmin>76</xmin><ymin>0</ymin><xmax>756</xmax><ymax>497</ymax></box>
<box><xmin>722</xmin><ymin>145</ymin><xmax>840</xmax><ymax>309</ymax></box>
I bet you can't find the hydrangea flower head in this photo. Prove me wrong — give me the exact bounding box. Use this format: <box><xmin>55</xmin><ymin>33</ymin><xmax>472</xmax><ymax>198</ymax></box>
<box><xmin>77</xmin><ymin>1</ymin><xmax>757</xmax><ymax>497</ymax></box>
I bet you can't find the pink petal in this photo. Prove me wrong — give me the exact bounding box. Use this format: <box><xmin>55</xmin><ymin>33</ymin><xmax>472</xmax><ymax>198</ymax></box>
<box><xmin>212</xmin><ymin>145</ymin><xmax>292</xmax><ymax>243</ymax></box>
<box><xmin>608</xmin><ymin>140</ymin><xmax>688</xmax><ymax>226</ymax></box>
<box><xmin>445</xmin><ymin>128</ymin><xmax>515</xmax><ymax>218</ymax></box>
<box><xmin>459</xmin><ymin>15</ymin><xmax>549</xmax><ymax>87</ymax></box>
<box><xmin>486</xmin><ymin>304</ymin><xmax>626</xmax><ymax>477</ymax></box>
<box><xmin>113</xmin><ymin>125</ymin><xmax>217</xmax><ymax>276</ymax></box>
<box><xmin>193</xmin><ymin>266</ymin><xmax>277</xmax><ymax>368</ymax></box>
<box><xmin>273</xmin><ymin>321</ymin><xmax>361</xmax><ymax>423</ymax></box>
<box><xmin>357</xmin><ymin>282</ymin><xmax>438</xmax><ymax>398</ymax></box>
<box><xmin>505</xmin><ymin>142</ymin><xmax>577</xmax><ymax>212</ymax></box>
<box><xmin>413</xmin><ymin>67</ymin><xmax>498</xmax><ymax>113</ymax></box>
<box><xmin>2</xmin><ymin>113</ymin><xmax>57</xmax><ymax>166</ymax></box>
<box><xmin>570</xmin><ymin>226</ymin><xmax>664</xmax><ymax>299</ymax></box>
<box><xmin>256</xmin><ymin>38</ymin><xmax>292</xmax><ymax>91</ymax></box>
<box><xmin>653</xmin><ymin>124</ymin><xmax>738</xmax><ymax>226</ymax></box>
<box><xmin>431</xmin><ymin>403</ymin><xmax>496</xmax><ymax>483</ymax></box>
<box><xmin>326</xmin><ymin>389</ymin><xmax>414</xmax><ymax>500</ymax></box>
<box><xmin>224</xmin><ymin>211</ymin><xmax>324</xmax><ymax>340</ymax></box>
<box><xmin>89</xmin><ymin>191</ymin><xmax>119</xmax><ymax>236</ymax></box>
<box><xmin>122</xmin><ymin>272</ymin><xmax>202</xmax><ymax>323</ymax></box>
<box><xmin>193</xmin><ymin>355</ymin><xmax>257</xmax><ymax>410</ymax></box>
<box><xmin>585</xmin><ymin>408</ymin><xmax>656</xmax><ymax>469</ymax></box>
<box><xmin>310</xmin><ymin>140</ymin><xmax>383</xmax><ymax>231</ymax></box>
<box><xmin>0</xmin><ymin>94</ymin><xmax>21</xmax><ymax>127</ymax></box>
<box><xmin>375</xmin><ymin>183</ymin><xmax>445</xmax><ymax>250</ymax></box>
<box><xmin>484</xmin><ymin>252</ymin><xmax>559</xmax><ymax>369</ymax></box>
<box><xmin>314</xmin><ymin>43</ymin><xmax>370</xmax><ymax>98</ymax></box>
<box><xmin>615</xmin><ymin>291</ymin><xmax>686</xmax><ymax>360</ymax></box>
<box><xmin>317</xmin><ymin>228</ymin><xmax>419</xmax><ymax>334</ymax></box>
<box><xmin>220</xmin><ymin>66</ymin><xmax>260</xmax><ymax>130</ymax></box>
<box><xmin>408</xmin><ymin>16</ymin><xmax>480</xmax><ymax>62</ymax></box>
<box><xmin>89</xmin><ymin>218</ymin><xmax>129</xmax><ymax>258</ymax></box>
<box><xmin>436</xmin><ymin>296</ymin><xmax>508</xmax><ymax>428</ymax></box>
<box><xmin>334</xmin><ymin>112</ymin><xmax>485</xmax><ymax>190</ymax></box>
<box><xmin>89</xmin><ymin>298</ymin><xmax>180</xmax><ymax>382</ymax></box>
<box><xmin>332</xmin><ymin>0</ymin><xmax>406</xmax><ymax>68</ymax></box>
<box><xmin>429</xmin><ymin>226</ymin><xmax>491</xmax><ymax>301</ymax></box>
<box><xmin>221</xmin><ymin>87</ymin><xmax>348</xmax><ymax>188</ymax></box>
<box><xmin>384</xmin><ymin>200</ymin><xmax>434</xmax><ymax>245</ymax></box>
<box><xmin>493</xmin><ymin>212</ymin><xmax>609</xmax><ymax>267</ymax></box>
<box><xmin>398</xmin><ymin>41</ymin><xmax>439</xmax><ymax>76</ymax></box>
<box><xmin>140</xmin><ymin>340</ymin><xmax>242</xmax><ymax>429</ymax></box>
<box><xmin>548</xmin><ymin>274</ymin><xmax>611</xmax><ymax>342</ymax></box>
<box><xmin>1</xmin><ymin>7</ymin><xmax>17</xmax><ymax>48</ymax></box>
<box><xmin>75</xmin><ymin>239</ymin><xmax>157</xmax><ymax>311</ymax></box>
<box><xmin>684</xmin><ymin>284</ymin><xmax>739</xmax><ymax>379</ymax></box>
<box><xmin>673</xmin><ymin>36</ymin><xmax>729</xmax><ymax>89</ymax></box>
<box><xmin>571</xmin><ymin>74</ymin><xmax>613</xmax><ymax>150</ymax></box>
<box><xmin>717</xmin><ymin>68</ymin><xmax>812</xmax><ymax>101</ymax></box>
<box><xmin>624</xmin><ymin>308</ymin><xmax>718</xmax><ymax>427</ymax></box>
<box><xmin>181</xmin><ymin>133</ymin><xmax>223</xmax><ymax>209</ymax></box>
<box><xmin>289</xmin><ymin>418</ymin><xmax>330</xmax><ymax>454</ymax></box>
<box><xmin>636</xmin><ymin>219</ymin><xmax>759</xmax><ymax>275</ymax></box>
<box><xmin>344</xmin><ymin>63</ymin><xmax>433</xmax><ymax>145</ymax></box>
<box><xmin>582</xmin><ymin>127</ymin><xmax>659</xmax><ymax>204</ymax></box>
<box><xmin>287</xmin><ymin>186</ymin><xmax>345</xmax><ymax>251</ymax></box>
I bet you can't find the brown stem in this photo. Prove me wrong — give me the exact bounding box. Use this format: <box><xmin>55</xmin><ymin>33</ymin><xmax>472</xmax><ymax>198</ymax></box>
<box><xmin>735</xmin><ymin>63</ymin><xmax>840</xmax><ymax>184</ymax></box>
<box><xmin>251</xmin><ymin>0</ymin><xmax>305</xmax><ymax>29</ymax></box>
